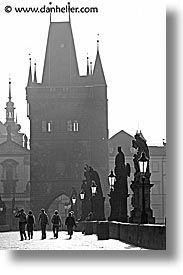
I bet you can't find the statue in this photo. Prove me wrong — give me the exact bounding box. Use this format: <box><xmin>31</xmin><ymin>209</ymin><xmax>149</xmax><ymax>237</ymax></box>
<box><xmin>108</xmin><ymin>147</ymin><xmax>130</xmax><ymax>222</ymax></box>
<box><xmin>24</xmin><ymin>134</ymin><xmax>28</xmax><ymax>148</ymax></box>
<box><xmin>82</xmin><ymin>164</ymin><xmax>105</xmax><ymax>220</ymax></box>
<box><xmin>132</xmin><ymin>131</ymin><xmax>150</xmax><ymax>175</ymax></box>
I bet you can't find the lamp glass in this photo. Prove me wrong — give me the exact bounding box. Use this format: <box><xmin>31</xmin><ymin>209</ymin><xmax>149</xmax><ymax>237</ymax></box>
<box><xmin>138</xmin><ymin>152</ymin><xmax>148</xmax><ymax>173</ymax></box>
<box><xmin>91</xmin><ymin>180</ymin><xmax>97</xmax><ymax>195</ymax></box>
<box><xmin>72</xmin><ymin>197</ymin><xmax>76</xmax><ymax>205</ymax></box>
<box><xmin>108</xmin><ymin>170</ymin><xmax>115</xmax><ymax>190</ymax></box>
<box><xmin>80</xmin><ymin>190</ymin><xmax>85</xmax><ymax>200</ymax></box>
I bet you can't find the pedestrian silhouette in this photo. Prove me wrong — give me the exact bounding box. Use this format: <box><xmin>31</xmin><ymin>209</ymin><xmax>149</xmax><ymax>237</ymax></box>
<box><xmin>15</xmin><ymin>208</ymin><xmax>27</xmax><ymax>241</ymax></box>
<box><xmin>65</xmin><ymin>212</ymin><xmax>77</xmax><ymax>239</ymax></box>
<box><xmin>51</xmin><ymin>210</ymin><xmax>62</xmax><ymax>238</ymax></box>
<box><xmin>38</xmin><ymin>208</ymin><xmax>49</xmax><ymax>240</ymax></box>
<box><xmin>27</xmin><ymin>210</ymin><xmax>35</xmax><ymax>240</ymax></box>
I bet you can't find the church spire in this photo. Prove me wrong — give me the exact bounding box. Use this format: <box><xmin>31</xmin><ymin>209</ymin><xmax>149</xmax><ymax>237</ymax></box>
<box><xmin>5</xmin><ymin>78</ymin><xmax>15</xmax><ymax>122</ymax></box>
<box><xmin>27</xmin><ymin>54</ymin><xmax>32</xmax><ymax>86</ymax></box>
<box><xmin>8</xmin><ymin>77</ymin><xmax>12</xmax><ymax>101</ymax></box>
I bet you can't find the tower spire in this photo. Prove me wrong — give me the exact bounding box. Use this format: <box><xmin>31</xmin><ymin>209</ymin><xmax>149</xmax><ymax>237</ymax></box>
<box><xmin>93</xmin><ymin>36</ymin><xmax>106</xmax><ymax>85</ymax></box>
<box><xmin>97</xmin><ymin>34</ymin><xmax>99</xmax><ymax>52</ymax></box>
<box><xmin>86</xmin><ymin>53</ymin><xmax>89</xmax><ymax>76</ymax></box>
<box><xmin>90</xmin><ymin>62</ymin><xmax>93</xmax><ymax>75</ymax></box>
<box><xmin>27</xmin><ymin>54</ymin><xmax>32</xmax><ymax>86</ymax></box>
<box><xmin>34</xmin><ymin>60</ymin><xmax>37</xmax><ymax>83</ymax></box>
<box><xmin>49</xmin><ymin>2</ymin><xmax>52</xmax><ymax>23</ymax></box>
<box><xmin>68</xmin><ymin>2</ymin><xmax>71</xmax><ymax>22</ymax></box>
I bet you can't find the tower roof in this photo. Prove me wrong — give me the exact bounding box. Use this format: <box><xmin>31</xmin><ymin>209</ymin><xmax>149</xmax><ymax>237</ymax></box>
<box><xmin>27</xmin><ymin>56</ymin><xmax>32</xmax><ymax>86</ymax></box>
<box><xmin>42</xmin><ymin>21</ymin><xmax>79</xmax><ymax>86</ymax></box>
<box><xmin>93</xmin><ymin>48</ymin><xmax>106</xmax><ymax>85</ymax></box>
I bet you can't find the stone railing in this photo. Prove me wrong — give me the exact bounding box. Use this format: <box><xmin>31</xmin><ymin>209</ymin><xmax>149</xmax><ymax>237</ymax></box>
<box><xmin>76</xmin><ymin>221</ymin><xmax>166</xmax><ymax>250</ymax></box>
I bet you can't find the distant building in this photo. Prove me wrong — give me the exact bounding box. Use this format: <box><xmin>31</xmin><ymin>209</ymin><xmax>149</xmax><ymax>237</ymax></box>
<box><xmin>109</xmin><ymin>130</ymin><xmax>166</xmax><ymax>224</ymax></box>
<box><xmin>0</xmin><ymin>80</ymin><xmax>30</xmax><ymax>228</ymax></box>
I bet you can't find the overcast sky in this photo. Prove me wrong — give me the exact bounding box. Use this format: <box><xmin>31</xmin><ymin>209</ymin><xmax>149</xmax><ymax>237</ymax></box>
<box><xmin>0</xmin><ymin>0</ymin><xmax>167</xmax><ymax>146</ymax></box>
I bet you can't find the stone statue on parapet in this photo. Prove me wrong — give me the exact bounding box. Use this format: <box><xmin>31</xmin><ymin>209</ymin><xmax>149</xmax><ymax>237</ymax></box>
<box><xmin>108</xmin><ymin>146</ymin><xmax>130</xmax><ymax>222</ymax></box>
<box><xmin>132</xmin><ymin>131</ymin><xmax>150</xmax><ymax>175</ymax></box>
<box><xmin>24</xmin><ymin>134</ymin><xmax>28</xmax><ymax>148</ymax></box>
<box><xmin>114</xmin><ymin>146</ymin><xmax>130</xmax><ymax>196</ymax></box>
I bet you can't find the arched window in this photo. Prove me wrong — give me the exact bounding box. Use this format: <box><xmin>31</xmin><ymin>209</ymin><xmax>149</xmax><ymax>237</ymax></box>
<box><xmin>0</xmin><ymin>159</ymin><xmax>18</xmax><ymax>195</ymax></box>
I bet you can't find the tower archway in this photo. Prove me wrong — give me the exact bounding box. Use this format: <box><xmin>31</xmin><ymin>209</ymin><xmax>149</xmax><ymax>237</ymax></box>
<box><xmin>47</xmin><ymin>194</ymin><xmax>71</xmax><ymax>230</ymax></box>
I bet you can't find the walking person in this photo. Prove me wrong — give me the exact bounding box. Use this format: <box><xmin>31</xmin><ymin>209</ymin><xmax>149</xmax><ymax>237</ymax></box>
<box><xmin>65</xmin><ymin>212</ymin><xmax>77</xmax><ymax>239</ymax></box>
<box><xmin>38</xmin><ymin>208</ymin><xmax>49</xmax><ymax>240</ymax></box>
<box><xmin>27</xmin><ymin>210</ymin><xmax>35</xmax><ymax>240</ymax></box>
<box><xmin>15</xmin><ymin>208</ymin><xmax>27</xmax><ymax>241</ymax></box>
<box><xmin>51</xmin><ymin>210</ymin><xmax>62</xmax><ymax>238</ymax></box>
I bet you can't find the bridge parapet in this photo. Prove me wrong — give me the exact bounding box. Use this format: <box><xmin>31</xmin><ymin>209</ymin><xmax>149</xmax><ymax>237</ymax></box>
<box><xmin>76</xmin><ymin>221</ymin><xmax>166</xmax><ymax>250</ymax></box>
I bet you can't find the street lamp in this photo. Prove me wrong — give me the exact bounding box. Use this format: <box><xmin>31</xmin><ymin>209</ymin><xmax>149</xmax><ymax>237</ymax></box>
<box><xmin>138</xmin><ymin>152</ymin><xmax>148</xmax><ymax>224</ymax></box>
<box><xmin>90</xmin><ymin>180</ymin><xmax>97</xmax><ymax>218</ymax></box>
<box><xmin>71</xmin><ymin>194</ymin><xmax>77</xmax><ymax>205</ymax></box>
<box><xmin>80</xmin><ymin>189</ymin><xmax>85</xmax><ymax>200</ymax></box>
<box><xmin>108</xmin><ymin>170</ymin><xmax>115</xmax><ymax>191</ymax></box>
<box><xmin>91</xmin><ymin>180</ymin><xmax>97</xmax><ymax>196</ymax></box>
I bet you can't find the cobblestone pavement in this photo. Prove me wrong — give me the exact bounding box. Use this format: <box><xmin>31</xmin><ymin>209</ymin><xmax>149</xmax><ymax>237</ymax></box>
<box><xmin>0</xmin><ymin>231</ymin><xmax>146</xmax><ymax>250</ymax></box>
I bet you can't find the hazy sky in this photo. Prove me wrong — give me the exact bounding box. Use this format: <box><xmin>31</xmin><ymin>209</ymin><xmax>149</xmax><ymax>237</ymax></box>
<box><xmin>0</xmin><ymin>0</ymin><xmax>167</xmax><ymax>145</ymax></box>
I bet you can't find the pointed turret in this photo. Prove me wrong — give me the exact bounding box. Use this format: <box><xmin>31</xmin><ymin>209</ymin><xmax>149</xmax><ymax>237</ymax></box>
<box><xmin>27</xmin><ymin>55</ymin><xmax>32</xmax><ymax>86</ymax></box>
<box><xmin>34</xmin><ymin>61</ymin><xmax>37</xmax><ymax>83</ymax></box>
<box><xmin>86</xmin><ymin>54</ymin><xmax>89</xmax><ymax>76</ymax></box>
<box><xmin>90</xmin><ymin>62</ymin><xmax>93</xmax><ymax>75</ymax></box>
<box><xmin>42</xmin><ymin>21</ymin><xmax>79</xmax><ymax>86</ymax></box>
<box><xmin>93</xmin><ymin>36</ymin><xmax>106</xmax><ymax>85</ymax></box>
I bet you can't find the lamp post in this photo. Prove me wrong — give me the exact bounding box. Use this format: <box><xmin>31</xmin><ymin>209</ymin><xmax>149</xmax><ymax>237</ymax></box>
<box><xmin>90</xmin><ymin>180</ymin><xmax>97</xmax><ymax>217</ymax></box>
<box><xmin>79</xmin><ymin>189</ymin><xmax>85</xmax><ymax>220</ymax></box>
<box><xmin>138</xmin><ymin>152</ymin><xmax>148</xmax><ymax>224</ymax></box>
<box><xmin>70</xmin><ymin>194</ymin><xmax>77</xmax><ymax>219</ymax></box>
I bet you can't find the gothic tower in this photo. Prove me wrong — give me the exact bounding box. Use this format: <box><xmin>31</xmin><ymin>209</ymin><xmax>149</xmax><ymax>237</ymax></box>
<box><xmin>26</xmin><ymin>21</ymin><xmax>108</xmax><ymax>217</ymax></box>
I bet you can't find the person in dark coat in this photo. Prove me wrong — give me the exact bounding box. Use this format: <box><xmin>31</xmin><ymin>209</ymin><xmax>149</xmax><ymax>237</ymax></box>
<box><xmin>15</xmin><ymin>208</ymin><xmax>27</xmax><ymax>241</ymax></box>
<box><xmin>27</xmin><ymin>210</ymin><xmax>35</xmax><ymax>240</ymax></box>
<box><xmin>38</xmin><ymin>208</ymin><xmax>49</xmax><ymax>240</ymax></box>
<box><xmin>51</xmin><ymin>210</ymin><xmax>62</xmax><ymax>238</ymax></box>
<box><xmin>65</xmin><ymin>212</ymin><xmax>77</xmax><ymax>239</ymax></box>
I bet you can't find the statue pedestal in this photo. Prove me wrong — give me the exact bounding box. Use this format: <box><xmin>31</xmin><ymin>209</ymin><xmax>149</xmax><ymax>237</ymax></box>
<box><xmin>93</xmin><ymin>196</ymin><xmax>105</xmax><ymax>221</ymax></box>
<box><xmin>108</xmin><ymin>191</ymin><xmax>129</xmax><ymax>222</ymax></box>
<box><xmin>129</xmin><ymin>175</ymin><xmax>155</xmax><ymax>224</ymax></box>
